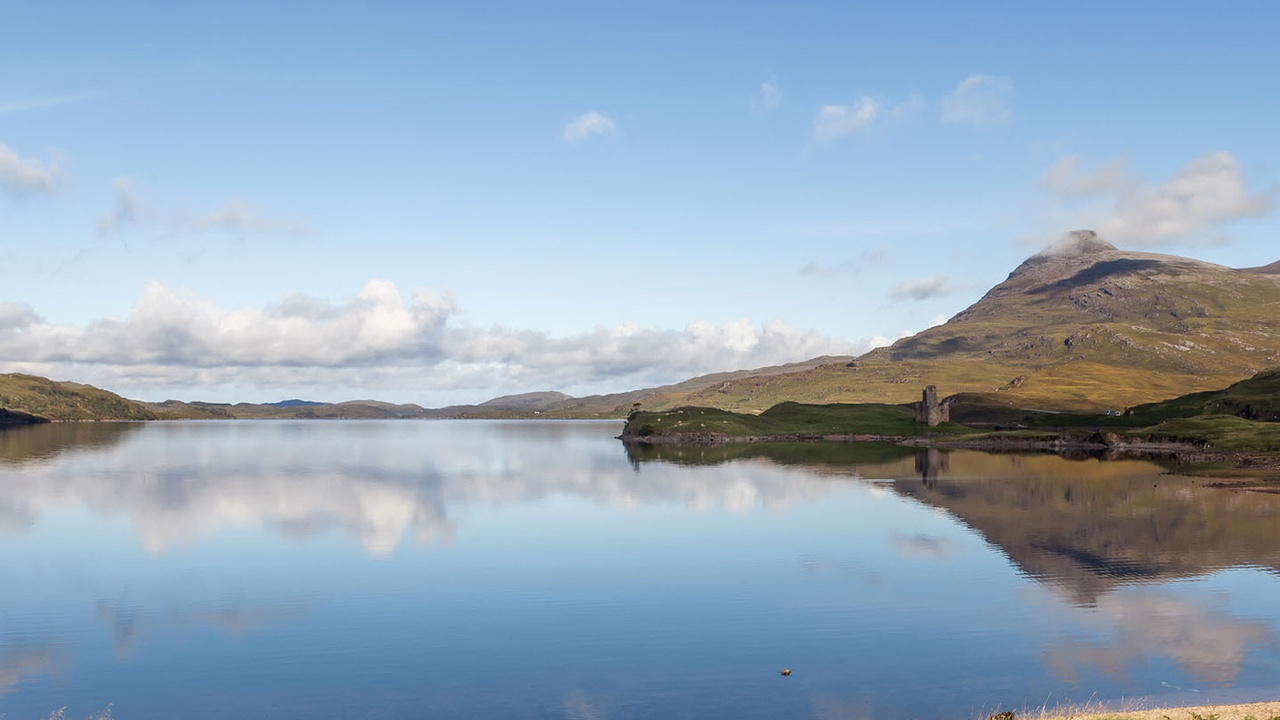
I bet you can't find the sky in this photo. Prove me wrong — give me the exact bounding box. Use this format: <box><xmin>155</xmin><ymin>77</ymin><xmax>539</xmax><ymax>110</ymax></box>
<box><xmin>2</xmin><ymin>0</ymin><xmax>1278</xmax><ymax>405</ymax></box>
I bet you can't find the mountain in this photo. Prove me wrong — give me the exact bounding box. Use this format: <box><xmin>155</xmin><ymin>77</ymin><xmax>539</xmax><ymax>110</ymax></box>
<box><xmin>516</xmin><ymin>231</ymin><xmax>1280</xmax><ymax>415</ymax></box>
<box><xmin>0</xmin><ymin>373</ymin><xmax>157</xmax><ymax>423</ymax></box>
<box><xmin>264</xmin><ymin>399</ymin><xmax>328</xmax><ymax>408</ymax></box>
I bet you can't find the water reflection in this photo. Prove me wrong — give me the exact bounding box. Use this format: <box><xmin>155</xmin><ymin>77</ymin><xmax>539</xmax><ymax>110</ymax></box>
<box><xmin>2</xmin><ymin>422</ymin><xmax>1279</xmax><ymax>718</ymax></box>
<box><xmin>631</xmin><ymin>441</ymin><xmax>1280</xmax><ymax>691</ymax></box>
<box><xmin>0</xmin><ymin>423</ymin><xmax>139</xmax><ymax>467</ymax></box>
<box><xmin>95</xmin><ymin>601</ymin><xmax>306</xmax><ymax>659</ymax></box>
<box><xmin>0</xmin><ymin>422</ymin><xmax>849</xmax><ymax>556</ymax></box>
<box><xmin>629</xmin><ymin>442</ymin><xmax>1280</xmax><ymax>603</ymax></box>
<box><xmin>1044</xmin><ymin>591</ymin><xmax>1275</xmax><ymax>684</ymax></box>
<box><xmin>0</xmin><ymin>642</ymin><xmax>63</xmax><ymax>697</ymax></box>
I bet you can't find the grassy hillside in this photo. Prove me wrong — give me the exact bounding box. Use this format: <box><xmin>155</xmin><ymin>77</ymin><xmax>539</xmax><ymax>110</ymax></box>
<box><xmin>0</xmin><ymin>373</ymin><xmax>156</xmax><ymax>422</ymax></box>
<box><xmin>1128</xmin><ymin>368</ymin><xmax>1280</xmax><ymax>422</ymax></box>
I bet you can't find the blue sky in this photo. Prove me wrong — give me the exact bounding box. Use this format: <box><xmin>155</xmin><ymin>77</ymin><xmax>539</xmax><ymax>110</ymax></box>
<box><xmin>2</xmin><ymin>1</ymin><xmax>1278</xmax><ymax>404</ymax></box>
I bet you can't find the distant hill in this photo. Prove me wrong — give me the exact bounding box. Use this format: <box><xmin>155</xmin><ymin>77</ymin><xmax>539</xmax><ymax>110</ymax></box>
<box><xmin>142</xmin><ymin>398</ymin><xmax>428</xmax><ymax>420</ymax></box>
<box><xmin>420</xmin><ymin>391</ymin><xmax>576</xmax><ymax>417</ymax></box>
<box><xmin>0</xmin><ymin>373</ymin><xmax>156</xmax><ymax>422</ymax></box>
<box><xmin>264</xmin><ymin>399</ymin><xmax>328</xmax><ymax>408</ymax></box>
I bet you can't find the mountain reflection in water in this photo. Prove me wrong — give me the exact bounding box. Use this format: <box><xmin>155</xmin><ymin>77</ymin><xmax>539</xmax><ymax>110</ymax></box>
<box><xmin>629</xmin><ymin>441</ymin><xmax>1280</xmax><ymax>604</ymax></box>
<box><xmin>1</xmin><ymin>421</ymin><xmax>1278</xmax><ymax>719</ymax></box>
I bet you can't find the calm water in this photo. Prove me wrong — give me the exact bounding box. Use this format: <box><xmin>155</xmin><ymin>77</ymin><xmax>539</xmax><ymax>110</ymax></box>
<box><xmin>2</xmin><ymin>421</ymin><xmax>1279</xmax><ymax>720</ymax></box>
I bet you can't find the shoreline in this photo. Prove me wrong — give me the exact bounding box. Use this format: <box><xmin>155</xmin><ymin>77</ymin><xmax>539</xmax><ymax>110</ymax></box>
<box><xmin>1037</xmin><ymin>701</ymin><xmax>1280</xmax><ymax>720</ymax></box>
<box><xmin>619</xmin><ymin>430</ymin><xmax>1280</xmax><ymax>481</ymax></box>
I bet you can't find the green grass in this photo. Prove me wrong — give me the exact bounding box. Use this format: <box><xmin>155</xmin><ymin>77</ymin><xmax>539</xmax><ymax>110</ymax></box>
<box><xmin>1126</xmin><ymin>414</ymin><xmax>1280</xmax><ymax>451</ymax></box>
<box><xmin>624</xmin><ymin>402</ymin><xmax>970</xmax><ymax>439</ymax></box>
<box><xmin>1129</xmin><ymin>368</ymin><xmax>1280</xmax><ymax>422</ymax></box>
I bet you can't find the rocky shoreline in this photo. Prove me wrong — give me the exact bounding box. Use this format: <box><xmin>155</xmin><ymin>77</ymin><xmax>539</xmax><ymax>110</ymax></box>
<box><xmin>618</xmin><ymin>429</ymin><xmax>1280</xmax><ymax>478</ymax></box>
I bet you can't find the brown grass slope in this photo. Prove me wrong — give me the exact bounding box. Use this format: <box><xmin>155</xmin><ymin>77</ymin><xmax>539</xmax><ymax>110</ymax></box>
<box><xmin>566</xmin><ymin>231</ymin><xmax>1280</xmax><ymax>415</ymax></box>
<box><xmin>0</xmin><ymin>373</ymin><xmax>157</xmax><ymax>422</ymax></box>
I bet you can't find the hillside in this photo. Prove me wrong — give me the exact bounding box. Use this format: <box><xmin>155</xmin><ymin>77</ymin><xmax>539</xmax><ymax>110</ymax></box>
<box><xmin>1128</xmin><ymin>368</ymin><xmax>1280</xmax><ymax>422</ymax></box>
<box><xmin>0</xmin><ymin>373</ymin><xmax>157</xmax><ymax>422</ymax></box>
<box><xmin>521</xmin><ymin>231</ymin><xmax>1280</xmax><ymax>415</ymax></box>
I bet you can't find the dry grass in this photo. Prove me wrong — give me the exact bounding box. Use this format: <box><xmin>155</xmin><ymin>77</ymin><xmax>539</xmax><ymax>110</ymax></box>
<box><xmin>1028</xmin><ymin>701</ymin><xmax>1280</xmax><ymax>720</ymax></box>
<box><xmin>35</xmin><ymin>707</ymin><xmax>113</xmax><ymax>720</ymax></box>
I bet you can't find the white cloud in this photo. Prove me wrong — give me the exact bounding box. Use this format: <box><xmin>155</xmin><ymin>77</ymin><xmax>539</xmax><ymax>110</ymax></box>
<box><xmin>0</xmin><ymin>143</ymin><xmax>66</xmax><ymax>198</ymax></box>
<box><xmin>941</xmin><ymin>74</ymin><xmax>1013</xmax><ymax>127</ymax></box>
<box><xmin>751</xmin><ymin>81</ymin><xmax>782</xmax><ymax>113</ymax></box>
<box><xmin>1040</xmin><ymin>151</ymin><xmax>1273</xmax><ymax>246</ymax></box>
<box><xmin>0</xmin><ymin>281</ymin><xmax>879</xmax><ymax>399</ymax></box>
<box><xmin>813</xmin><ymin>97</ymin><xmax>881</xmax><ymax>141</ymax></box>
<box><xmin>563</xmin><ymin>111</ymin><xmax>617</xmax><ymax>142</ymax></box>
<box><xmin>812</xmin><ymin>95</ymin><xmax>925</xmax><ymax>142</ymax></box>
<box><xmin>888</xmin><ymin>275</ymin><xmax>952</xmax><ymax>301</ymax></box>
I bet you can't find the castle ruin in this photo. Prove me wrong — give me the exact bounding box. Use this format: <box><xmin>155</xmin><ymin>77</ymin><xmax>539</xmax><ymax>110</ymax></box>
<box><xmin>913</xmin><ymin>385</ymin><xmax>950</xmax><ymax>427</ymax></box>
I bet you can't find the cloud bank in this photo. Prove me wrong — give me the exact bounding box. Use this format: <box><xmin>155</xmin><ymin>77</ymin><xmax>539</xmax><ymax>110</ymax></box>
<box><xmin>0</xmin><ymin>281</ymin><xmax>876</xmax><ymax>400</ymax></box>
<box><xmin>1040</xmin><ymin>151</ymin><xmax>1273</xmax><ymax>246</ymax></box>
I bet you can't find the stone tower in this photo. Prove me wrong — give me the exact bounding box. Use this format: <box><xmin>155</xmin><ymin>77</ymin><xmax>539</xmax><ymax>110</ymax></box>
<box><xmin>913</xmin><ymin>385</ymin><xmax>949</xmax><ymax>427</ymax></box>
